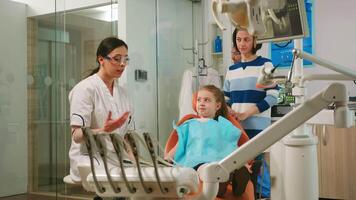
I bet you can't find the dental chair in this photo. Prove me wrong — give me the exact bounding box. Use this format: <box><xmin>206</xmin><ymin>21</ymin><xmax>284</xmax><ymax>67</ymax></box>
<box><xmin>68</xmin><ymin>92</ymin><xmax>254</xmax><ymax>199</ymax></box>
<box><xmin>164</xmin><ymin>93</ymin><xmax>255</xmax><ymax>200</ymax></box>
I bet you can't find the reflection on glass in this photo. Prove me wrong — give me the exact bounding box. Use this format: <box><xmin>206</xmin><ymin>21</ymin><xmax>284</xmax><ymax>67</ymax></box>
<box><xmin>27</xmin><ymin>2</ymin><xmax>118</xmax><ymax>199</ymax></box>
<box><xmin>0</xmin><ymin>0</ymin><xmax>27</xmax><ymax>198</ymax></box>
<box><xmin>23</xmin><ymin>1</ymin><xmax>201</xmax><ymax>199</ymax></box>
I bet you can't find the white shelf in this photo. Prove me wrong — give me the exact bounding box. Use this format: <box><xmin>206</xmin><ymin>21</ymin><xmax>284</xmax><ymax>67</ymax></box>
<box><xmin>211</xmin><ymin>52</ymin><xmax>222</xmax><ymax>56</ymax></box>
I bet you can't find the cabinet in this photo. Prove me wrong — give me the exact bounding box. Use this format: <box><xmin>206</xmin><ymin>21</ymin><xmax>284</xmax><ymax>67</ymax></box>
<box><xmin>204</xmin><ymin>0</ymin><xmax>234</xmax><ymax>78</ymax></box>
<box><xmin>207</xmin><ymin>23</ymin><xmax>225</xmax><ymax>76</ymax></box>
<box><xmin>314</xmin><ymin>124</ymin><xmax>356</xmax><ymax>199</ymax></box>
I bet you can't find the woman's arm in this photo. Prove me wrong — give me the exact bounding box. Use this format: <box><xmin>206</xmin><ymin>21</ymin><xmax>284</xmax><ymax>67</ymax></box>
<box><xmin>71</xmin><ymin>111</ymin><xmax>130</xmax><ymax>143</ymax></box>
<box><xmin>71</xmin><ymin>126</ymin><xmax>84</xmax><ymax>143</ymax></box>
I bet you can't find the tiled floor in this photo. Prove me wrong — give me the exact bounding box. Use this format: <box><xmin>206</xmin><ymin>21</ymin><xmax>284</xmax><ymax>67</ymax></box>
<box><xmin>0</xmin><ymin>194</ymin><xmax>27</xmax><ymax>200</ymax></box>
<box><xmin>0</xmin><ymin>194</ymin><xmax>342</xmax><ymax>200</ymax></box>
<box><xmin>0</xmin><ymin>193</ymin><xmax>92</xmax><ymax>200</ymax></box>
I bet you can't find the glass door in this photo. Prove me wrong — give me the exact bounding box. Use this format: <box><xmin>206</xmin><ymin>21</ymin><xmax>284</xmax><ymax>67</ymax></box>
<box><xmin>27</xmin><ymin>1</ymin><xmax>119</xmax><ymax>199</ymax></box>
<box><xmin>156</xmin><ymin>0</ymin><xmax>204</xmax><ymax>148</ymax></box>
<box><xmin>122</xmin><ymin>0</ymin><xmax>204</xmax><ymax>162</ymax></box>
<box><xmin>25</xmin><ymin>0</ymin><xmax>203</xmax><ymax>199</ymax></box>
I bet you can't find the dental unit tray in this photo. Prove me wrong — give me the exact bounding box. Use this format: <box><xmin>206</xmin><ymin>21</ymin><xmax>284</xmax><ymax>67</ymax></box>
<box><xmin>86</xmin><ymin>166</ymin><xmax>199</xmax><ymax>198</ymax></box>
<box><xmin>80</xmin><ymin>128</ymin><xmax>200</xmax><ymax>198</ymax></box>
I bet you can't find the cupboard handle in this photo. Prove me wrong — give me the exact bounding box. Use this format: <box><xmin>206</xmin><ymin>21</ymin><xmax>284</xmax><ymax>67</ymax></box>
<box><xmin>312</xmin><ymin>124</ymin><xmax>316</xmax><ymax>135</ymax></box>
<box><xmin>322</xmin><ymin>125</ymin><xmax>328</xmax><ymax>145</ymax></box>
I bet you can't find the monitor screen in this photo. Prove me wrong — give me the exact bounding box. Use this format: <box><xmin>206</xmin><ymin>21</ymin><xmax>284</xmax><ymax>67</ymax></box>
<box><xmin>257</xmin><ymin>0</ymin><xmax>309</xmax><ymax>43</ymax></box>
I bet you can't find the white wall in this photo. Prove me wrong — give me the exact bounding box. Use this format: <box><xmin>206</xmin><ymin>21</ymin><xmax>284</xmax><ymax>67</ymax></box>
<box><xmin>11</xmin><ymin>0</ymin><xmax>55</xmax><ymax>16</ymax></box>
<box><xmin>304</xmin><ymin>0</ymin><xmax>356</xmax><ymax>96</ymax></box>
<box><xmin>0</xmin><ymin>0</ymin><xmax>27</xmax><ymax>197</ymax></box>
<box><xmin>122</xmin><ymin>0</ymin><xmax>157</xmax><ymax>139</ymax></box>
<box><xmin>155</xmin><ymin>0</ymin><xmax>197</xmax><ymax>146</ymax></box>
<box><xmin>120</xmin><ymin>0</ymin><xmax>196</xmax><ymax>148</ymax></box>
<box><xmin>11</xmin><ymin>0</ymin><xmax>112</xmax><ymax>17</ymax></box>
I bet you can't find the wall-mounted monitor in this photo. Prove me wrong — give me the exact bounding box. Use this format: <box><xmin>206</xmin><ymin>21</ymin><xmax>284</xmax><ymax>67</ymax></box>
<box><xmin>270</xmin><ymin>0</ymin><xmax>313</xmax><ymax>67</ymax></box>
<box><xmin>212</xmin><ymin>0</ymin><xmax>309</xmax><ymax>43</ymax></box>
<box><xmin>257</xmin><ymin>0</ymin><xmax>309</xmax><ymax>43</ymax></box>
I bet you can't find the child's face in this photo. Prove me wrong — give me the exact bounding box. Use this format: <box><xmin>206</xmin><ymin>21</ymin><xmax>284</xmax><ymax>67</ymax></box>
<box><xmin>196</xmin><ymin>90</ymin><xmax>221</xmax><ymax>118</ymax></box>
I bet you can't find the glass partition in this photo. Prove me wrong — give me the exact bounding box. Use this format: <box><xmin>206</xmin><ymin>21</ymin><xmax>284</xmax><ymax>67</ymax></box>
<box><xmin>0</xmin><ymin>0</ymin><xmax>27</xmax><ymax>199</ymax></box>
<box><xmin>156</xmin><ymin>0</ymin><xmax>199</xmax><ymax>148</ymax></box>
<box><xmin>27</xmin><ymin>1</ymin><xmax>119</xmax><ymax>199</ymax></box>
<box><xmin>122</xmin><ymin>0</ymin><xmax>205</xmax><ymax>155</ymax></box>
<box><xmin>1</xmin><ymin>0</ymin><xmax>203</xmax><ymax>199</ymax></box>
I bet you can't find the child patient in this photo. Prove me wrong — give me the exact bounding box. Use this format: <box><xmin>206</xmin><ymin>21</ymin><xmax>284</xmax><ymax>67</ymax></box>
<box><xmin>166</xmin><ymin>85</ymin><xmax>250</xmax><ymax>198</ymax></box>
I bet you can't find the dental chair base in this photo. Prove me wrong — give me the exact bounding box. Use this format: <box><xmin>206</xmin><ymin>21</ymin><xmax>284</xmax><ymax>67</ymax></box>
<box><xmin>283</xmin><ymin>134</ymin><xmax>319</xmax><ymax>200</ymax></box>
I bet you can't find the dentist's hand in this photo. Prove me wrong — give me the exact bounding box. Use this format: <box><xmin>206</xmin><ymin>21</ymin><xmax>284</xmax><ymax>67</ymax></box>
<box><xmin>102</xmin><ymin>111</ymin><xmax>130</xmax><ymax>132</ymax></box>
<box><xmin>71</xmin><ymin>111</ymin><xmax>130</xmax><ymax>143</ymax></box>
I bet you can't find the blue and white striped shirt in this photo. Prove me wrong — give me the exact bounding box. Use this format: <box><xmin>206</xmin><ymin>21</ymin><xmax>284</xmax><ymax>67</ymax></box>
<box><xmin>223</xmin><ymin>56</ymin><xmax>279</xmax><ymax>138</ymax></box>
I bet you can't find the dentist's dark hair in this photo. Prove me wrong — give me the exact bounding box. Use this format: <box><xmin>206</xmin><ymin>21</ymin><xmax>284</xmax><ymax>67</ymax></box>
<box><xmin>89</xmin><ymin>37</ymin><xmax>128</xmax><ymax>76</ymax></box>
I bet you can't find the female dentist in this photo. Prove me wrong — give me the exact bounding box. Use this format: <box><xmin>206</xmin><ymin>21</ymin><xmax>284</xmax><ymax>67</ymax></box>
<box><xmin>68</xmin><ymin>37</ymin><xmax>132</xmax><ymax>183</ymax></box>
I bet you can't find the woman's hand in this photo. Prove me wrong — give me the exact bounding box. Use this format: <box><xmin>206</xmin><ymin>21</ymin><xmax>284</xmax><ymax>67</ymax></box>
<box><xmin>71</xmin><ymin>126</ymin><xmax>84</xmax><ymax>143</ymax></box>
<box><xmin>236</xmin><ymin>105</ymin><xmax>259</xmax><ymax>121</ymax></box>
<box><xmin>236</xmin><ymin>112</ymin><xmax>250</xmax><ymax>121</ymax></box>
<box><xmin>102</xmin><ymin>111</ymin><xmax>130</xmax><ymax>133</ymax></box>
<box><xmin>71</xmin><ymin>111</ymin><xmax>130</xmax><ymax>143</ymax></box>
<box><xmin>228</xmin><ymin>106</ymin><xmax>239</xmax><ymax>119</ymax></box>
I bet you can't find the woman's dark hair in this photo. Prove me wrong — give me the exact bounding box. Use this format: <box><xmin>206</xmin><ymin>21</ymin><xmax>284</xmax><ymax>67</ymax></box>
<box><xmin>199</xmin><ymin>85</ymin><xmax>228</xmax><ymax>120</ymax></box>
<box><xmin>89</xmin><ymin>37</ymin><xmax>128</xmax><ymax>76</ymax></box>
<box><xmin>232</xmin><ymin>28</ymin><xmax>238</xmax><ymax>50</ymax></box>
<box><xmin>232</xmin><ymin>28</ymin><xmax>262</xmax><ymax>54</ymax></box>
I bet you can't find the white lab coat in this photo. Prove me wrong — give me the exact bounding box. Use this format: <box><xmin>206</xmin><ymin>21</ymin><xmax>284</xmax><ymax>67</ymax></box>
<box><xmin>68</xmin><ymin>73</ymin><xmax>132</xmax><ymax>182</ymax></box>
<box><xmin>178</xmin><ymin>67</ymin><xmax>221</xmax><ymax>119</ymax></box>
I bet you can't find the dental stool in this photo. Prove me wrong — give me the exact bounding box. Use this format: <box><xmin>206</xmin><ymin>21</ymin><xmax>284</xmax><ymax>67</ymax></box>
<box><xmin>63</xmin><ymin>175</ymin><xmax>80</xmax><ymax>185</ymax></box>
<box><xmin>64</xmin><ymin>165</ymin><xmax>103</xmax><ymax>200</ymax></box>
